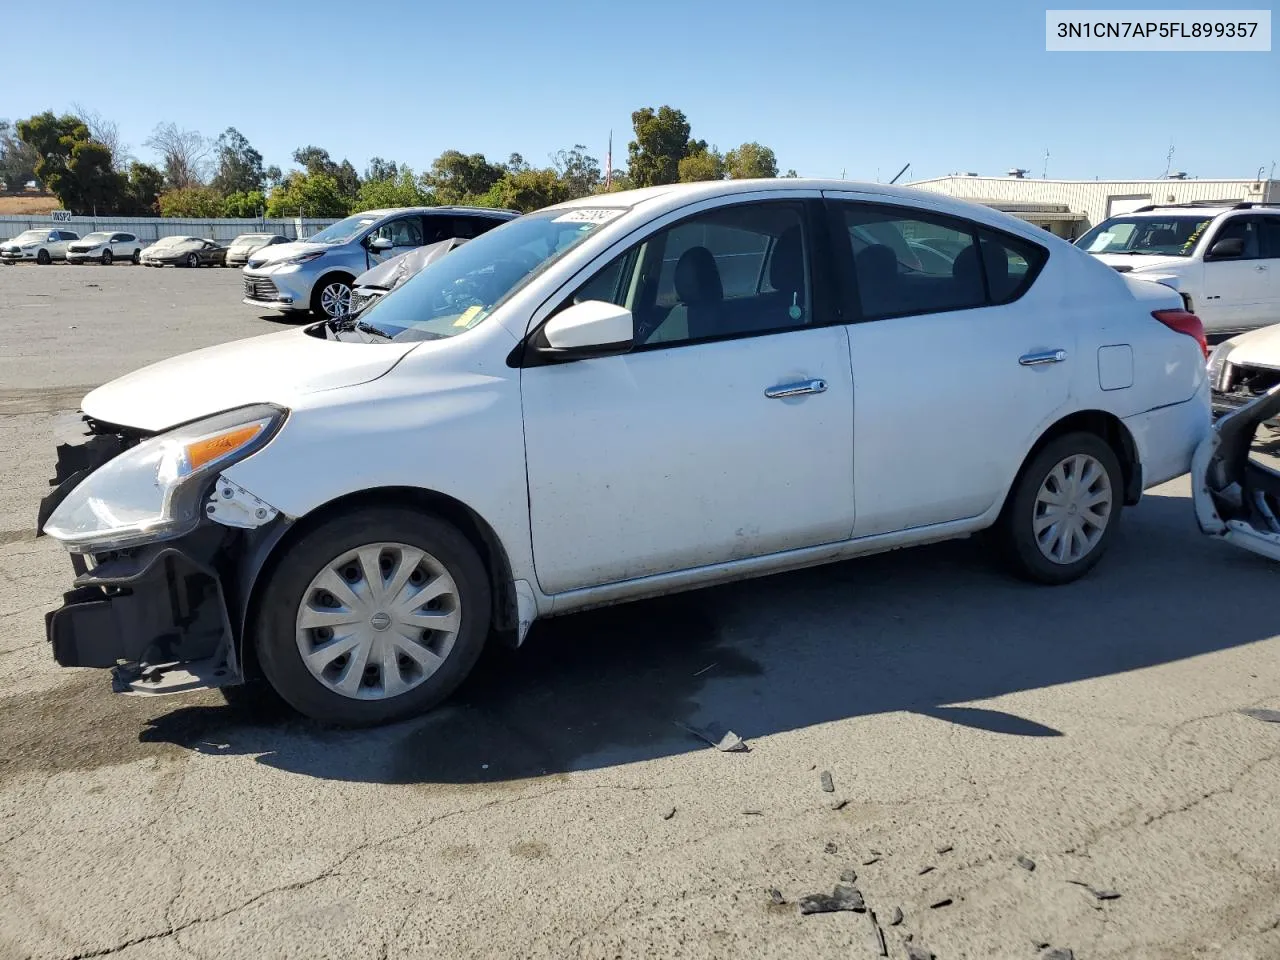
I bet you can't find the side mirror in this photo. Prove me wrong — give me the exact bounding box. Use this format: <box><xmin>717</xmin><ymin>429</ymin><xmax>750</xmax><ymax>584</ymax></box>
<box><xmin>1207</xmin><ymin>237</ymin><xmax>1245</xmax><ymax>260</ymax></box>
<box><xmin>537</xmin><ymin>300</ymin><xmax>634</xmax><ymax>359</ymax></box>
<box><xmin>368</xmin><ymin>237</ymin><xmax>393</xmax><ymax>253</ymax></box>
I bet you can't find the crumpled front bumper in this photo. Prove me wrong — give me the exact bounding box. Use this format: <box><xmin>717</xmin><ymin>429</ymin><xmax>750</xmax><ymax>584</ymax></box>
<box><xmin>1192</xmin><ymin>384</ymin><xmax>1280</xmax><ymax>562</ymax></box>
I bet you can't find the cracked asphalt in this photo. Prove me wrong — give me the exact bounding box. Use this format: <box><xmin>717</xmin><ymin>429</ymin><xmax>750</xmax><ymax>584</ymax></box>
<box><xmin>3</xmin><ymin>264</ymin><xmax>1280</xmax><ymax>959</ymax></box>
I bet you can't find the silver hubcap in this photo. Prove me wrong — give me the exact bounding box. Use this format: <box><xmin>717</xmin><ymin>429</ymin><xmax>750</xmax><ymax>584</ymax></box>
<box><xmin>295</xmin><ymin>542</ymin><xmax>461</xmax><ymax>701</ymax></box>
<box><xmin>1033</xmin><ymin>453</ymin><xmax>1113</xmax><ymax>565</ymax></box>
<box><xmin>320</xmin><ymin>282</ymin><xmax>351</xmax><ymax>318</ymax></box>
<box><xmin>188</xmin><ymin>254</ymin><xmax>198</xmax><ymax>266</ymax></box>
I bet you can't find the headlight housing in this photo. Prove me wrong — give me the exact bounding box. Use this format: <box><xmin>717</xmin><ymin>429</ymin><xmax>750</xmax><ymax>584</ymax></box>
<box><xmin>1207</xmin><ymin>340</ymin><xmax>1235</xmax><ymax>390</ymax></box>
<box><xmin>282</xmin><ymin>251</ymin><xmax>325</xmax><ymax>266</ymax></box>
<box><xmin>43</xmin><ymin>404</ymin><xmax>287</xmax><ymax>553</ymax></box>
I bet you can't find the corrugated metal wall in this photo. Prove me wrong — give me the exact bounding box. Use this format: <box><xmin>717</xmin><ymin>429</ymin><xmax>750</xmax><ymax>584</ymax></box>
<box><xmin>0</xmin><ymin>215</ymin><xmax>340</xmax><ymax>243</ymax></box>
<box><xmin>907</xmin><ymin>177</ymin><xmax>1280</xmax><ymax>230</ymax></box>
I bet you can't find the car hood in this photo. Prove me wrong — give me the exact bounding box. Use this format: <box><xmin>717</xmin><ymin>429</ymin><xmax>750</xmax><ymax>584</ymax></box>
<box><xmin>353</xmin><ymin>238</ymin><xmax>465</xmax><ymax>291</ymax></box>
<box><xmin>1091</xmin><ymin>252</ymin><xmax>1187</xmax><ymax>273</ymax></box>
<box><xmin>80</xmin><ymin>327</ymin><xmax>418</xmax><ymax>432</ymax></box>
<box><xmin>1219</xmin><ymin>324</ymin><xmax>1280</xmax><ymax>368</ymax></box>
<box><xmin>145</xmin><ymin>241</ymin><xmax>199</xmax><ymax>255</ymax></box>
<box><xmin>247</xmin><ymin>240</ymin><xmax>326</xmax><ymax>267</ymax></box>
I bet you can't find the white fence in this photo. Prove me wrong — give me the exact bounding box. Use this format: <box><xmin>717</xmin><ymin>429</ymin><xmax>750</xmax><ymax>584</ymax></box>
<box><xmin>0</xmin><ymin>214</ymin><xmax>341</xmax><ymax>244</ymax></box>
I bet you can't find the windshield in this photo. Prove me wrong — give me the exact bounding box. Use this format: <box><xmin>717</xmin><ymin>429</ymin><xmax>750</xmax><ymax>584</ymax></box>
<box><xmin>1078</xmin><ymin>215</ymin><xmax>1211</xmax><ymax>256</ymax></box>
<box><xmin>352</xmin><ymin>207</ymin><xmax>626</xmax><ymax>342</ymax></box>
<box><xmin>12</xmin><ymin>230</ymin><xmax>48</xmax><ymax>244</ymax></box>
<box><xmin>306</xmin><ymin>215</ymin><xmax>378</xmax><ymax>245</ymax></box>
<box><xmin>82</xmin><ymin>232</ymin><xmax>111</xmax><ymax>243</ymax></box>
<box><xmin>232</xmin><ymin>234</ymin><xmax>270</xmax><ymax>245</ymax></box>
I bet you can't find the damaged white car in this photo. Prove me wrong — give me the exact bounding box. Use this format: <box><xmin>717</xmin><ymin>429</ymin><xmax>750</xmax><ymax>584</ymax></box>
<box><xmin>38</xmin><ymin>180</ymin><xmax>1212</xmax><ymax>726</ymax></box>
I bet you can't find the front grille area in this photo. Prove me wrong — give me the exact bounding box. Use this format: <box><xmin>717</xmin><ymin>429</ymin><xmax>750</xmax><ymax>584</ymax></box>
<box><xmin>244</xmin><ymin>276</ymin><xmax>279</xmax><ymax>301</ymax></box>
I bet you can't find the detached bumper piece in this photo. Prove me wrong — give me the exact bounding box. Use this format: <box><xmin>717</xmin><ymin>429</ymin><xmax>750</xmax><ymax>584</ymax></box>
<box><xmin>45</xmin><ymin>533</ymin><xmax>242</xmax><ymax>695</ymax></box>
<box><xmin>1192</xmin><ymin>384</ymin><xmax>1280</xmax><ymax>562</ymax></box>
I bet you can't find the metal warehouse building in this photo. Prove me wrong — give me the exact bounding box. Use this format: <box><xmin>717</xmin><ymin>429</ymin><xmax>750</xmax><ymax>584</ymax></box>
<box><xmin>907</xmin><ymin>174</ymin><xmax>1280</xmax><ymax>239</ymax></box>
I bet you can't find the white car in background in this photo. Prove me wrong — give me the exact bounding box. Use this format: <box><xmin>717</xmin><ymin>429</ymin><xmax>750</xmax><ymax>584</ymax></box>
<box><xmin>1077</xmin><ymin>202</ymin><xmax>1280</xmax><ymax>335</ymax></box>
<box><xmin>225</xmin><ymin>233</ymin><xmax>290</xmax><ymax>268</ymax></box>
<box><xmin>0</xmin><ymin>228</ymin><xmax>79</xmax><ymax>264</ymax></box>
<box><xmin>65</xmin><ymin>231</ymin><xmax>144</xmax><ymax>265</ymax></box>
<box><xmin>38</xmin><ymin>180</ymin><xmax>1211</xmax><ymax>726</ymax></box>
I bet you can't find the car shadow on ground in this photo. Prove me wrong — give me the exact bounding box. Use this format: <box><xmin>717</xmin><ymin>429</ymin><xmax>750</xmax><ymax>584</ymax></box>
<box><xmin>134</xmin><ymin>491</ymin><xmax>1280</xmax><ymax>785</ymax></box>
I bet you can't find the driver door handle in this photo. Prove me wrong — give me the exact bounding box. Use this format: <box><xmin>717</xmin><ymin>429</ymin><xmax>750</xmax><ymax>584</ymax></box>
<box><xmin>765</xmin><ymin>378</ymin><xmax>827</xmax><ymax>399</ymax></box>
<box><xmin>1019</xmin><ymin>349</ymin><xmax>1067</xmax><ymax>367</ymax></box>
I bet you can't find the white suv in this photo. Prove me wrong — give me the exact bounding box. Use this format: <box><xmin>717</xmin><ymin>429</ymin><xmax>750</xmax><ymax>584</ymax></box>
<box><xmin>65</xmin><ymin>231</ymin><xmax>143</xmax><ymax>265</ymax></box>
<box><xmin>1077</xmin><ymin>202</ymin><xmax>1280</xmax><ymax>334</ymax></box>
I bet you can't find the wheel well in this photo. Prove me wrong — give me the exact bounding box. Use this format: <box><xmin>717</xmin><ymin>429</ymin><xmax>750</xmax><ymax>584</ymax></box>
<box><xmin>1023</xmin><ymin>410</ymin><xmax>1141</xmax><ymax>505</ymax></box>
<box><xmin>310</xmin><ymin>271</ymin><xmax>355</xmax><ymax>303</ymax></box>
<box><xmin>239</xmin><ymin>486</ymin><xmax>518</xmax><ymax>679</ymax></box>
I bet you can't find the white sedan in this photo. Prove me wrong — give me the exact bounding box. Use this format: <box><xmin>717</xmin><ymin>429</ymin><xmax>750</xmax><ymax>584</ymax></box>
<box><xmin>38</xmin><ymin>180</ymin><xmax>1212</xmax><ymax>725</ymax></box>
<box><xmin>65</xmin><ymin>231</ymin><xmax>144</xmax><ymax>265</ymax></box>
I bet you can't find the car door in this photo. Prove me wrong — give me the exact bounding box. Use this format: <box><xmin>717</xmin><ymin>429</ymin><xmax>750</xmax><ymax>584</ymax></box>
<box><xmin>824</xmin><ymin>193</ymin><xmax>1068</xmax><ymax>538</ymax></box>
<box><xmin>520</xmin><ymin>197</ymin><xmax>856</xmax><ymax>595</ymax></box>
<box><xmin>111</xmin><ymin>234</ymin><xmax>133</xmax><ymax>257</ymax></box>
<box><xmin>1200</xmin><ymin>216</ymin><xmax>1269</xmax><ymax>331</ymax></box>
<box><xmin>1258</xmin><ymin>214</ymin><xmax>1280</xmax><ymax>323</ymax></box>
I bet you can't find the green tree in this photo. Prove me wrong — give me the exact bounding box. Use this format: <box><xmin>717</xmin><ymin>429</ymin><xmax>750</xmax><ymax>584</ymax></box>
<box><xmin>426</xmin><ymin>150</ymin><xmax>504</xmax><ymax>204</ymax></box>
<box><xmin>16</xmin><ymin>111</ymin><xmax>90</xmax><ymax>201</ymax></box>
<box><xmin>551</xmin><ymin>144</ymin><xmax>601</xmax><ymax>198</ymax></box>
<box><xmin>492</xmin><ymin>167</ymin><xmax>571</xmax><ymax>212</ymax></box>
<box><xmin>627</xmin><ymin>106</ymin><xmax>692</xmax><ymax>187</ymax></box>
<box><xmin>678</xmin><ymin>146</ymin><xmax>725</xmax><ymax>182</ymax></box>
<box><xmin>211</xmin><ymin>127</ymin><xmax>264</xmax><ymax>195</ymax></box>
<box><xmin>222</xmin><ymin>189</ymin><xmax>267</xmax><ymax>218</ymax></box>
<box><xmin>782</xmin><ymin>169</ymin><xmax>799</xmax><ymax>178</ymax></box>
<box><xmin>63</xmin><ymin>140</ymin><xmax>127</xmax><ymax>212</ymax></box>
<box><xmin>266</xmin><ymin>172</ymin><xmax>349</xmax><ymax>218</ymax></box>
<box><xmin>364</xmin><ymin>157</ymin><xmax>398</xmax><ymax>182</ymax></box>
<box><xmin>0</xmin><ymin>119</ymin><xmax>41</xmax><ymax>190</ymax></box>
<box><xmin>291</xmin><ymin>145</ymin><xmax>360</xmax><ymax>200</ymax></box>
<box><xmin>158</xmin><ymin>186</ymin><xmax>225</xmax><ymax>218</ymax></box>
<box><xmin>724</xmin><ymin>142</ymin><xmax>779</xmax><ymax>180</ymax></box>
<box><xmin>264</xmin><ymin>165</ymin><xmax>284</xmax><ymax>189</ymax></box>
<box><xmin>352</xmin><ymin>167</ymin><xmax>430</xmax><ymax>212</ymax></box>
<box><xmin>124</xmin><ymin>162</ymin><xmax>165</xmax><ymax>214</ymax></box>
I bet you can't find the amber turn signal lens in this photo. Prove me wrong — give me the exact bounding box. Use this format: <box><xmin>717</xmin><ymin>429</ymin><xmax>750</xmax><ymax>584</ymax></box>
<box><xmin>185</xmin><ymin>424</ymin><xmax>264</xmax><ymax>471</ymax></box>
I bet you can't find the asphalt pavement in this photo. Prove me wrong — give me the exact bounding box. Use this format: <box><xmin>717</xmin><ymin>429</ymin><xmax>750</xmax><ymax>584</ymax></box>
<box><xmin>2</xmin><ymin>263</ymin><xmax>1279</xmax><ymax>960</ymax></box>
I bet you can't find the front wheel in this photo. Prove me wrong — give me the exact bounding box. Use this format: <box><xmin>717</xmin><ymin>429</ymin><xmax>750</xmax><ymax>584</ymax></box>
<box><xmin>252</xmin><ymin>508</ymin><xmax>492</xmax><ymax>725</ymax></box>
<box><xmin>994</xmin><ymin>432</ymin><xmax>1123</xmax><ymax>585</ymax></box>
<box><xmin>36</xmin><ymin>249</ymin><xmax>50</xmax><ymax>265</ymax></box>
<box><xmin>186</xmin><ymin>253</ymin><xmax>199</xmax><ymax>268</ymax></box>
<box><xmin>311</xmin><ymin>277</ymin><xmax>353</xmax><ymax>320</ymax></box>
<box><xmin>101</xmin><ymin>249</ymin><xmax>113</xmax><ymax>265</ymax></box>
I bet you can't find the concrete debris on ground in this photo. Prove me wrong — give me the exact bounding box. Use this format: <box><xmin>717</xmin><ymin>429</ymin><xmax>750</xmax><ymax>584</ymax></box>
<box><xmin>905</xmin><ymin>943</ymin><xmax>935</xmax><ymax>960</ymax></box>
<box><xmin>890</xmin><ymin>906</ymin><xmax>904</xmax><ymax>925</ymax></box>
<box><xmin>1041</xmin><ymin>949</ymin><xmax>1075</xmax><ymax>960</ymax></box>
<box><xmin>797</xmin><ymin>883</ymin><xmax>866</xmax><ymax>915</ymax></box>
<box><xmin>840</xmin><ymin>868</ymin><xmax>857</xmax><ymax>884</ymax></box>
<box><xmin>824</xmin><ymin>841</ymin><xmax>838</xmax><ymax>854</ymax></box>
<box><xmin>819</xmin><ymin>770</ymin><xmax>835</xmax><ymax>792</ymax></box>
<box><xmin>918</xmin><ymin>865</ymin><xmax>935</xmax><ymax>875</ymax></box>
<box><xmin>929</xmin><ymin>897</ymin><xmax>954</xmax><ymax>909</ymax></box>
<box><xmin>661</xmin><ymin>806</ymin><xmax>676</xmax><ymax>820</ymax></box>
<box><xmin>742</xmin><ymin>808</ymin><xmax>763</xmax><ymax>816</ymax></box>
<box><xmin>862</xmin><ymin>855</ymin><xmax>881</xmax><ymax>865</ymax></box>
<box><xmin>866</xmin><ymin>912</ymin><xmax>888</xmax><ymax>957</ymax></box>
<box><xmin>768</xmin><ymin>888</ymin><xmax>786</xmax><ymax>905</ymax></box>
<box><xmin>936</xmin><ymin>844</ymin><xmax>953</xmax><ymax>854</ymax></box>
<box><xmin>1069</xmin><ymin>879</ymin><xmax>1121</xmax><ymax>900</ymax></box>
<box><xmin>1016</xmin><ymin>854</ymin><xmax>1037</xmax><ymax>871</ymax></box>
<box><xmin>1240</xmin><ymin>707</ymin><xmax>1280</xmax><ymax>723</ymax></box>
<box><xmin>829</xmin><ymin>798</ymin><xmax>848</xmax><ymax>810</ymax></box>
<box><xmin>675</xmin><ymin>721</ymin><xmax>749</xmax><ymax>752</ymax></box>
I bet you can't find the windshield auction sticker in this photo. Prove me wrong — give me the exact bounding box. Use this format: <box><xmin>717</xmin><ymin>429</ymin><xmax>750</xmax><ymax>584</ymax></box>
<box><xmin>1046</xmin><ymin>9</ymin><xmax>1271</xmax><ymax>50</ymax></box>
<box><xmin>551</xmin><ymin>209</ymin><xmax>627</xmax><ymax>224</ymax></box>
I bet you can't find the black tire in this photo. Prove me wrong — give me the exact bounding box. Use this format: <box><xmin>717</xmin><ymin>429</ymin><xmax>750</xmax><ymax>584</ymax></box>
<box><xmin>132</xmin><ymin>249</ymin><xmax>141</xmax><ymax>265</ymax></box>
<box><xmin>252</xmin><ymin>508</ymin><xmax>492</xmax><ymax>726</ymax></box>
<box><xmin>36</xmin><ymin>249</ymin><xmax>50</xmax><ymax>265</ymax></box>
<box><xmin>101</xmin><ymin>249</ymin><xmax>113</xmax><ymax>265</ymax></box>
<box><xmin>310</xmin><ymin>274</ymin><xmax>354</xmax><ymax>319</ymax></box>
<box><xmin>994</xmin><ymin>431</ymin><xmax>1123</xmax><ymax>585</ymax></box>
<box><xmin>186</xmin><ymin>252</ymin><xmax>199</xmax><ymax>268</ymax></box>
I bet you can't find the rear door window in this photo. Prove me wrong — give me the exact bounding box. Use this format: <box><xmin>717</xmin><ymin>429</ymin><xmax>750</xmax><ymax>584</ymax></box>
<box><xmin>1258</xmin><ymin>216</ymin><xmax>1280</xmax><ymax>260</ymax></box>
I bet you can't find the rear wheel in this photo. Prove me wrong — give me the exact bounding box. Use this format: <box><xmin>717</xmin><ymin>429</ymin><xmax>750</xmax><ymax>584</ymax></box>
<box><xmin>101</xmin><ymin>249</ymin><xmax>113</xmax><ymax>265</ymax></box>
<box><xmin>994</xmin><ymin>432</ymin><xmax>1122</xmax><ymax>585</ymax></box>
<box><xmin>252</xmin><ymin>508</ymin><xmax>491</xmax><ymax>726</ymax></box>
<box><xmin>36</xmin><ymin>249</ymin><xmax>50</xmax><ymax>265</ymax></box>
<box><xmin>131</xmin><ymin>249</ymin><xmax>141</xmax><ymax>265</ymax></box>
<box><xmin>186</xmin><ymin>252</ymin><xmax>199</xmax><ymax>268</ymax></box>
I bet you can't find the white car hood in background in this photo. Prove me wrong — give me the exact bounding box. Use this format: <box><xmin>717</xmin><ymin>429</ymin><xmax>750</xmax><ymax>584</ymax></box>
<box><xmin>81</xmin><ymin>328</ymin><xmax>417</xmax><ymax>432</ymax></box>
<box><xmin>248</xmin><ymin>241</ymin><xmax>323</xmax><ymax>266</ymax></box>
<box><xmin>1220</xmin><ymin>324</ymin><xmax>1280</xmax><ymax>367</ymax></box>
<box><xmin>1091</xmin><ymin>252</ymin><xmax>1187</xmax><ymax>273</ymax></box>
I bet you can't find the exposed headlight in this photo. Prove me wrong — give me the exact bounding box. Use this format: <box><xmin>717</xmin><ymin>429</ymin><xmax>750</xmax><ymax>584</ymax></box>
<box><xmin>43</xmin><ymin>404</ymin><xmax>287</xmax><ymax>553</ymax></box>
<box><xmin>1207</xmin><ymin>340</ymin><xmax>1235</xmax><ymax>390</ymax></box>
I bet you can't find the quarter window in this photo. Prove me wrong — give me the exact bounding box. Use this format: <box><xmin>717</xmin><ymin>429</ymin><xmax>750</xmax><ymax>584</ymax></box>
<box><xmin>837</xmin><ymin>204</ymin><xmax>1046</xmax><ymax>319</ymax></box>
<box><xmin>564</xmin><ymin>202</ymin><xmax>812</xmax><ymax>347</ymax></box>
<box><xmin>1257</xmin><ymin>216</ymin><xmax>1280</xmax><ymax>259</ymax></box>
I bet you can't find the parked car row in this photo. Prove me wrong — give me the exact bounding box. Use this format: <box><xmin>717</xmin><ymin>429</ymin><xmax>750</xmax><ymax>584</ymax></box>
<box><xmin>0</xmin><ymin>230</ymin><xmax>292</xmax><ymax>267</ymax></box>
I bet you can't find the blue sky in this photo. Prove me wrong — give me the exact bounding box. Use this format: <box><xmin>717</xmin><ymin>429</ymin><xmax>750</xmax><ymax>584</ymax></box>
<box><xmin>5</xmin><ymin>0</ymin><xmax>1277</xmax><ymax>184</ymax></box>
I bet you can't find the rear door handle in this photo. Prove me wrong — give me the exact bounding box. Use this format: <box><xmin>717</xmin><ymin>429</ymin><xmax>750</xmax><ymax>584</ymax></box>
<box><xmin>1019</xmin><ymin>350</ymin><xmax>1067</xmax><ymax>367</ymax></box>
<box><xmin>765</xmin><ymin>378</ymin><xmax>827</xmax><ymax>399</ymax></box>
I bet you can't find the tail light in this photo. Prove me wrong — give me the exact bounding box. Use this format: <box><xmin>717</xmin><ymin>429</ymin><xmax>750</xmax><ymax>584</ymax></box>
<box><xmin>1152</xmin><ymin>308</ymin><xmax>1208</xmax><ymax>359</ymax></box>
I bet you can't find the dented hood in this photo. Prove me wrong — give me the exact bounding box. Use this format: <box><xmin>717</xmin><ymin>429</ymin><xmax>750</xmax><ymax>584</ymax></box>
<box><xmin>1215</xmin><ymin>324</ymin><xmax>1280</xmax><ymax>368</ymax></box>
<box><xmin>81</xmin><ymin>327</ymin><xmax>416</xmax><ymax>432</ymax></box>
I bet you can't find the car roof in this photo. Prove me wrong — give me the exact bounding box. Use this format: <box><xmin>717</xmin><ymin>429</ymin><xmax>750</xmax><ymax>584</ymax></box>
<box><xmin>547</xmin><ymin>179</ymin><xmax>1061</xmax><ymax>242</ymax></box>
<box><xmin>355</xmin><ymin>206</ymin><xmax>521</xmax><ymax>218</ymax></box>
